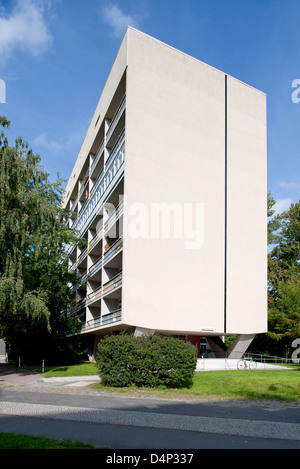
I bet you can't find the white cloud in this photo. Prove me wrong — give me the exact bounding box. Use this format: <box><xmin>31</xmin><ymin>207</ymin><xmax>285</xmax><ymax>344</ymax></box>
<box><xmin>34</xmin><ymin>133</ymin><xmax>63</xmax><ymax>153</ymax></box>
<box><xmin>33</xmin><ymin>127</ymin><xmax>86</xmax><ymax>155</ymax></box>
<box><xmin>273</xmin><ymin>198</ymin><xmax>294</xmax><ymax>215</ymax></box>
<box><xmin>279</xmin><ymin>181</ymin><xmax>300</xmax><ymax>190</ymax></box>
<box><xmin>0</xmin><ymin>0</ymin><xmax>52</xmax><ymax>59</ymax></box>
<box><xmin>101</xmin><ymin>3</ymin><xmax>140</xmax><ymax>38</ymax></box>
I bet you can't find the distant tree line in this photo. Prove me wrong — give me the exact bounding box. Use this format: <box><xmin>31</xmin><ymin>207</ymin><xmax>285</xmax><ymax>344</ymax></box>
<box><xmin>250</xmin><ymin>193</ymin><xmax>300</xmax><ymax>357</ymax></box>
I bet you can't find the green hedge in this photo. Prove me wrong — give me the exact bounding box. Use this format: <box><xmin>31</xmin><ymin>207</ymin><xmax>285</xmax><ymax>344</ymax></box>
<box><xmin>96</xmin><ymin>333</ymin><xmax>197</xmax><ymax>388</ymax></box>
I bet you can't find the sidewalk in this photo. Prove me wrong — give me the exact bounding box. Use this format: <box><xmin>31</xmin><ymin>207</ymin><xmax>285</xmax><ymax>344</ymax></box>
<box><xmin>0</xmin><ymin>364</ymin><xmax>100</xmax><ymax>388</ymax></box>
<box><xmin>196</xmin><ymin>358</ymin><xmax>289</xmax><ymax>371</ymax></box>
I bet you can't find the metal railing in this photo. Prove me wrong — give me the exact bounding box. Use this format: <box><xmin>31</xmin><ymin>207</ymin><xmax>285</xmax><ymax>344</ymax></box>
<box><xmin>244</xmin><ymin>353</ymin><xmax>300</xmax><ymax>366</ymax></box>
<box><xmin>106</xmin><ymin>94</ymin><xmax>126</xmax><ymax>143</ymax></box>
<box><xmin>104</xmin><ymin>199</ymin><xmax>124</xmax><ymax>233</ymax></box>
<box><xmin>102</xmin><ymin>272</ymin><xmax>122</xmax><ymax>296</ymax></box>
<box><xmin>90</xmin><ymin>139</ymin><xmax>104</xmax><ymax>175</ymax></box>
<box><xmin>103</xmin><ymin>238</ymin><xmax>123</xmax><ymax>264</ymax></box>
<box><xmin>88</xmin><ymin>256</ymin><xmax>102</xmax><ymax>277</ymax></box>
<box><xmin>82</xmin><ymin>309</ymin><xmax>121</xmax><ymax>331</ymax></box>
<box><xmin>87</xmin><ymin>285</ymin><xmax>102</xmax><ymax>305</ymax></box>
<box><xmin>71</xmin><ymin>140</ymin><xmax>125</xmax><ymax>233</ymax></box>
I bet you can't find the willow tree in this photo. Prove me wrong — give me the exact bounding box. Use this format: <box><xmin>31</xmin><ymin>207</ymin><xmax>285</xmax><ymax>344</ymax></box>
<box><xmin>0</xmin><ymin>117</ymin><xmax>83</xmax><ymax>363</ymax></box>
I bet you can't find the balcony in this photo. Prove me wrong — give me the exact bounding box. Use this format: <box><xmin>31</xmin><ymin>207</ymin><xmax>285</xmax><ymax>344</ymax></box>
<box><xmin>106</xmin><ymin>94</ymin><xmax>126</xmax><ymax>144</ymax></box>
<box><xmin>71</xmin><ymin>137</ymin><xmax>125</xmax><ymax>233</ymax></box>
<box><xmin>82</xmin><ymin>309</ymin><xmax>121</xmax><ymax>331</ymax></box>
<box><xmin>103</xmin><ymin>238</ymin><xmax>123</xmax><ymax>265</ymax></box>
<box><xmin>90</xmin><ymin>138</ymin><xmax>104</xmax><ymax>177</ymax></box>
<box><xmin>88</xmin><ymin>227</ymin><xmax>103</xmax><ymax>254</ymax></box>
<box><xmin>102</xmin><ymin>272</ymin><xmax>122</xmax><ymax>296</ymax></box>
<box><xmin>71</xmin><ymin>297</ymin><xmax>86</xmax><ymax>314</ymax></box>
<box><xmin>87</xmin><ymin>285</ymin><xmax>102</xmax><ymax>305</ymax></box>
<box><xmin>88</xmin><ymin>256</ymin><xmax>102</xmax><ymax>277</ymax></box>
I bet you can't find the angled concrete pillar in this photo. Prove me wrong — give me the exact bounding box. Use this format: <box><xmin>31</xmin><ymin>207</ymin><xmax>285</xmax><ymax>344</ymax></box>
<box><xmin>206</xmin><ymin>334</ymin><xmax>255</xmax><ymax>359</ymax></box>
<box><xmin>227</xmin><ymin>334</ymin><xmax>255</xmax><ymax>359</ymax></box>
<box><xmin>134</xmin><ymin>327</ymin><xmax>155</xmax><ymax>337</ymax></box>
<box><xmin>206</xmin><ymin>336</ymin><xmax>227</xmax><ymax>358</ymax></box>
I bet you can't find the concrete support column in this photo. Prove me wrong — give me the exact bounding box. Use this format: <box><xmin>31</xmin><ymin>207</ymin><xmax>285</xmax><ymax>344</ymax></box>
<box><xmin>227</xmin><ymin>334</ymin><xmax>255</xmax><ymax>359</ymax></box>
<box><xmin>134</xmin><ymin>327</ymin><xmax>155</xmax><ymax>337</ymax></box>
<box><xmin>206</xmin><ymin>336</ymin><xmax>227</xmax><ymax>358</ymax></box>
<box><xmin>206</xmin><ymin>334</ymin><xmax>255</xmax><ymax>359</ymax></box>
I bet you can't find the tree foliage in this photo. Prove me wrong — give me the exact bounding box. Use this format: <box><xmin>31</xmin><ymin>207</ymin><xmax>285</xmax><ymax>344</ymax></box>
<box><xmin>0</xmin><ymin>116</ymin><xmax>84</xmax><ymax>363</ymax></box>
<box><xmin>252</xmin><ymin>193</ymin><xmax>300</xmax><ymax>357</ymax></box>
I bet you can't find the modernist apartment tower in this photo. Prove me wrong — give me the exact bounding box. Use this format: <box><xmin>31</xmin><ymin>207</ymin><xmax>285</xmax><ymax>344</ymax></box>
<box><xmin>63</xmin><ymin>28</ymin><xmax>267</xmax><ymax>360</ymax></box>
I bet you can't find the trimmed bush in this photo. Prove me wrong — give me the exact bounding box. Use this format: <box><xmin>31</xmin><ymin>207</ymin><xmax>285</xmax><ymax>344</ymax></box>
<box><xmin>96</xmin><ymin>333</ymin><xmax>197</xmax><ymax>388</ymax></box>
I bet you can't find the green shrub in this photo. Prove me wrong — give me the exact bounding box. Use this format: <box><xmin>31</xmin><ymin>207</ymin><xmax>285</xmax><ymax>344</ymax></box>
<box><xmin>96</xmin><ymin>333</ymin><xmax>197</xmax><ymax>388</ymax></box>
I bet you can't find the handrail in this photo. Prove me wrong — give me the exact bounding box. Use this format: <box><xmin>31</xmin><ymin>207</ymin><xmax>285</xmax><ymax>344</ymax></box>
<box><xmin>103</xmin><ymin>238</ymin><xmax>123</xmax><ymax>264</ymax></box>
<box><xmin>90</xmin><ymin>138</ymin><xmax>104</xmax><ymax>175</ymax></box>
<box><xmin>88</xmin><ymin>256</ymin><xmax>102</xmax><ymax>276</ymax></box>
<box><xmin>105</xmin><ymin>128</ymin><xmax>125</xmax><ymax>169</ymax></box>
<box><xmin>104</xmin><ymin>199</ymin><xmax>124</xmax><ymax>233</ymax></box>
<box><xmin>106</xmin><ymin>94</ymin><xmax>126</xmax><ymax>143</ymax></box>
<box><xmin>102</xmin><ymin>272</ymin><xmax>122</xmax><ymax>295</ymax></box>
<box><xmin>71</xmin><ymin>141</ymin><xmax>125</xmax><ymax>232</ymax></box>
<box><xmin>88</xmin><ymin>227</ymin><xmax>103</xmax><ymax>253</ymax></box>
<box><xmin>89</xmin><ymin>167</ymin><xmax>104</xmax><ymax>200</ymax></box>
<box><xmin>87</xmin><ymin>285</ymin><xmax>102</xmax><ymax>304</ymax></box>
<box><xmin>82</xmin><ymin>309</ymin><xmax>121</xmax><ymax>331</ymax></box>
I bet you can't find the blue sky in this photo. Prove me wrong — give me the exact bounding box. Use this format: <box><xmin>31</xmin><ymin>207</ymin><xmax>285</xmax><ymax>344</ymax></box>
<box><xmin>0</xmin><ymin>0</ymin><xmax>300</xmax><ymax>213</ymax></box>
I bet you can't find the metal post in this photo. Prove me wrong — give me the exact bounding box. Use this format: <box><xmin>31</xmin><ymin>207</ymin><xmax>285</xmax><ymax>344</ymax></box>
<box><xmin>18</xmin><ymin>357</ymin><xmax>21</xmax><ymax>368</ymax></box>
<box><xmin>42</xmin><ymin>359</ymin><xmax>44</xmax><ymax>373</ymax></box>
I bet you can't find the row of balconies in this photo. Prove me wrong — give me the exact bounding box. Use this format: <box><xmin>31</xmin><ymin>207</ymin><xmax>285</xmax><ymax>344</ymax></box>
<box><xmin>70</xmin><ymin>200</ymin><xmax>124</xmax><ymax>272</ymax></box>
<box><xmin>71</xmin><ymin>139</ymin><xmax>125</xmax><ymax>233</ymax></box>
<box><xmin>68</xmin><ymin>94</ymin><xmax>125</xmax><ymax>332</ymax></box>
<box><xmin>69</xmin><ymin>94</ymin><xmax>126</xmax><ymax>220</ymax></box>
<box><xmin>71</xmin><ymin>236</ymin><xmax>123</xmax><ymax>292</ymax></box>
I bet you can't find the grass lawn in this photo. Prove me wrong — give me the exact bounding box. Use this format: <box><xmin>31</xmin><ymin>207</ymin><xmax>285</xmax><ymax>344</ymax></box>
<box><xmin>0</xmin><ymin>433</ymin><xmax>96</xmax><ymax>449</ymax></box>
<box><xmin>90</xmin><ymin>369</ymin><xmax>300</xmax><ymax>402</ymax></box>
<box><xmin>20</xmin><ymin>363</ymin><xmax>300</xmax><ymax>402</ymax></box>
<box><xmin>21</xmin><ymin>362</ymin><xmax>98</xmax><ymax>377</ymax></box>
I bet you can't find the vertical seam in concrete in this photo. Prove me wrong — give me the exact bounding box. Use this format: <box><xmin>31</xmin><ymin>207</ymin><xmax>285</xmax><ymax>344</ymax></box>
<box><xmin>224</xmin><ymin>75</ymin><xmax>228</xmax><ymax>334</ymax></box>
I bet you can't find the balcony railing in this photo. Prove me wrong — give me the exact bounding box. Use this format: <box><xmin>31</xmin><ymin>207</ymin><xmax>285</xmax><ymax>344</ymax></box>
<box><xmin>105</xmin><ymin>128</ymin><xmax>125</xmax><ymax>169</ymax></box>
<box><xmin>106</xmin><ymin>94</ymin><xmax>126</xmax><ymax>143</ymax></box>
<box><xmin>71</xmin><ymin>138</ymin><xmax>125</xmax><ymax>233</ymax></box>
<box><xmin>73</xmin><ymin>298</ymin><xmax>86</xmax><ymax>313</ymax></box>
<box><xmin>89</xmin><ymin>167</ymin><xmax>104</xmax><ymax>200</ymax></box>
<box><xmin>102</xmin><ymin>272</ymin><xmax>122</xmax><ymax>296</ymax></box>
<box><xmin>90</xmin><ymin>138</ymin><xmax>104</xmax><ymax>176</ymax></box>
<box><xmin>103</xmin><ymin>237</ymin><xmax>123</xmax><ymax>264</ymax></box>
<box><xmin>104</xmin><ymin>200</ymin><xmax>124</xmax><ymax>233</ymax></box>
<box><xmin>88</xmin><ymin>256</ymin><xmax>102</xmax><ymax>277</ymax></box>
<box><xmin>82</xmin><ymin>309</ymin><xmax>121</xmax><ymax>331</ymax></box>
<box><xmin>102</xmin><ymin>309</ymin><xmax>122</xmax><ymax>325</ymax></box>
<box><xmin>88</xmin><ymin>227</ymin><xmax>103</xmax><ymax>254</ymax></box>
<box><xmin>87</xmin><ymin>285</ymin><xmax>102</xmax><ymax>305</ymax></box>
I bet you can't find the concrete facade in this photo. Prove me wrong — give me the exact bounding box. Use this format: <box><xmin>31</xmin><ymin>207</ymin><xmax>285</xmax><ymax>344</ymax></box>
<box><xmin>63</xmin><ymin>28</ymin><xmax>267</xmax><ymax>360</ymax></box>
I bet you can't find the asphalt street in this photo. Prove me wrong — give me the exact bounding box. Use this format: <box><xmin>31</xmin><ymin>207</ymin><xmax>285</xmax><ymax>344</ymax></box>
<box><xmin>0</xmin><ymin>364</ymin><xmax>299</xmax><ymax>451</ymax></box>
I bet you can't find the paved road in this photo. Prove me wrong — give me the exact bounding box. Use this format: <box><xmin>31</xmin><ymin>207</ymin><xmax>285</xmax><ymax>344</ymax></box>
<box><xmin>0</xmin><ymin>364</ymin><xmax>299</xmax><ymax>450</ymax></box>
